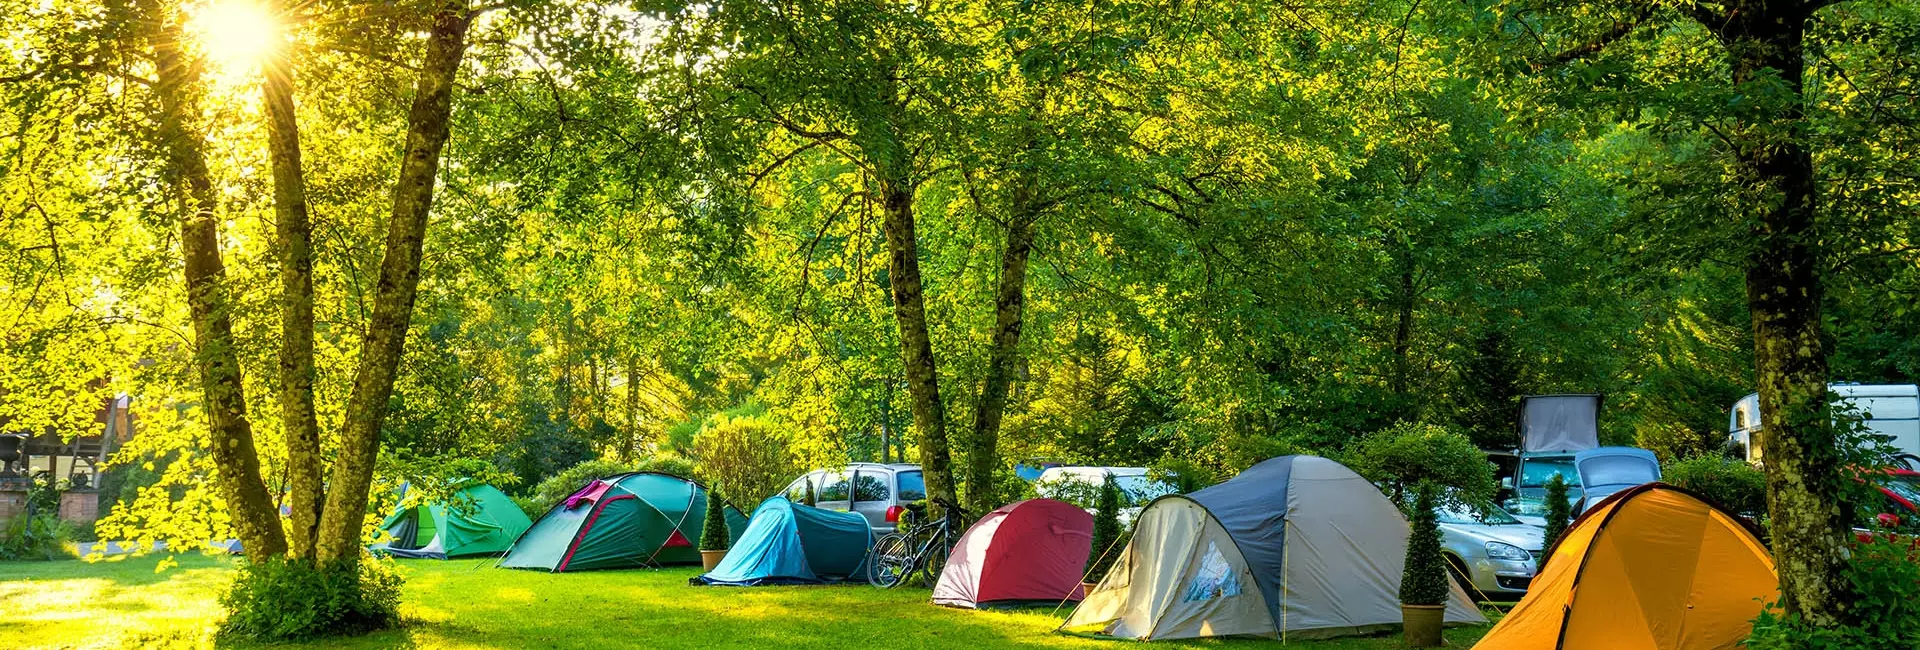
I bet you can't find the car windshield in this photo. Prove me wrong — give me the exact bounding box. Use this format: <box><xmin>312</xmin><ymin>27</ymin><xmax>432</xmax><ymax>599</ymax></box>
<box><xmin>895</xmin><ymin>471</ymin><xmax>925</xmax><ymax>502</ymax></box>
<box><xmin>1878</xmin><ymin>475</ymin><xmax>1920</xmax><ymax>506</ymax></box>
<box><xmin>1579</xmin><ymin>455</ymin><xmax>1659</xmax><ymax>487</ymax></box>
<box><xmin>1438</xmin><ymin>504</ymin><xmax>1523</xmax><ymax>525</ymax></box>
<box><xmin>1115</xmin><ymin>475</ymin><xmax>1178</xmax><ymax>502</ymax></box>
<box><xmin>1519</xmin><ymin>458</ymin><xmax>1580</xmax><ymax>488</ymax></box>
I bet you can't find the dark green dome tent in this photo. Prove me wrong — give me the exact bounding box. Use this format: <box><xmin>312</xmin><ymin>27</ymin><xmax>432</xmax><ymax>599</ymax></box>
<box><xmin>500</xmin><ymin>472</ymin><xmax>747</xmax><ymax>572</ymax></box>
<box><xmin>372</xmin><ymin>482</ymin><xmax>533</xmax><ymax>559</ymax></box>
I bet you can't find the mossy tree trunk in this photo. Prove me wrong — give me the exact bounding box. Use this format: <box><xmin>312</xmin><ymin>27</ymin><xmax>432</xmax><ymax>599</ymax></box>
<box><xmin>1691</xmin><ymin>0</ymin><xmax>1851</xmax><ymax>627</ymax></box>
<box><xmin>963</xmin><ymin>198</ymin><xmax>1036</xmax><ymax>512</ymax></box>
<box><xmin>315</xmin><ymin>0</ymin><xmax>473</xmax><ymax>564</ymax></box>
<box><xmin>139</xmin><ymin>0</ymin><xmax>287</xmax><ymax>563</ymax></box>
<box><xmin>260</xmin><ymin>2</ymin><xmax>324</xmax><ymax>560</ymax></box>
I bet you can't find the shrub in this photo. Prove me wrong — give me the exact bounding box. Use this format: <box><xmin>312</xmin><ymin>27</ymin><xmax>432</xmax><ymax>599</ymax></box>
<box><xmin>1088</xmin><ymin>475</ymin><xmax>1125</xmax><ymax>581</ymax></box>
<box><xmin>219</xmin><ymin>558</ymin><xmax>402</xmax><ymax>641</ymax></box>
<box><xmin>1400</xmin><ymin>483</ymin><xmax>1449</xmax><ymax>606</ymax></box>
<box><xmin>527</xmin><ymin>459</ymin><xmax>635</xmax><ymax>511</ymax></box>
<box><xmin>1746</xmin><ymin>534</ymin><xmax>1920</xmax><ymax>649</ymax></box>
<box><xmin>1347</xmin><ymin>422</ymin><xmax>1497</xmax><ymax>509</ymax></box>
<box><xmin>700</xmin><ymin>483</ymin><xmax>729</xmax><ymax>552</ymax></box>
<box><xmin>1541</xmin><ymin>474</ymin><xmax>1572</xmax><ymax>570</ymax></box>
<box><xmin>0</xmin><ymin>514</ymin><xmax>76</xmax><ymax>561</ymax></box>
<box><xmin>691</xmin><ymin>412</ymin><xmax>800</xmax><ymax>506</ymax></box>
<box><xmin>1663</xmin><ymin>455</ymin><xmax>1767</xmax><ymax>517</ymax></box>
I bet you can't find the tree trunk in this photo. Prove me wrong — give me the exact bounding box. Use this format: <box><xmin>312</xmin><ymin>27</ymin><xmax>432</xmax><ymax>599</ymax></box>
<box><xmin>314</xmin><ymin>1</ymin><xmax>472</xmax><ymax>563</ymax></box>
<box><xmin>261</xmin><ymin>20</ymin><xmax>324</xmax><ymax>560</ymax></box>
<box><xmin>963</xmin><ymin>208</ymin><xmax>1036</xmax><ymax>512</ymax></box>
<box><xmin>1710</xmin><ymin>0</ymin><xmax>1851</xmax><ymax>627</ymax></box>
<box><xmin>1390</xmin><ymin>240</ymin><xmax>1415</xmax><ymax>399</ymax></box>
<box><xmin>876</xmin><ymin>174</ymin><xmax>958</xmax><ymax>513</ymax></box>
<box><xmin>140</xmin><ymin>0</ymin><xmax>286</xmax><ymax>562</ymax></box>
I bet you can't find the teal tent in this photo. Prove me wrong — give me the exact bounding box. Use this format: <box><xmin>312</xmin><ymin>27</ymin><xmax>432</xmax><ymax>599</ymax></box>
<box><xmin>501</xmin><ymin>472</ymin><xmax>747</xmax><ymax>572</ymax></box>
<box><xmin>692</xmin><ymin>496</ymin><xmax>873</xmax><ymax>586</ymax></box>
<box><xmin>372</xmin><ymin>482</ymin><xmax>532</xmax><ymax>559</ymax></box>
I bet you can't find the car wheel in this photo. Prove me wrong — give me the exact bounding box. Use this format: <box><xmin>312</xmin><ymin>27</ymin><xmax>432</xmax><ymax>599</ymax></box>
<box><xmin>1443</xmin><ymin>554</ymin><xmax>1477</xmax><ymax>599</ymax></box>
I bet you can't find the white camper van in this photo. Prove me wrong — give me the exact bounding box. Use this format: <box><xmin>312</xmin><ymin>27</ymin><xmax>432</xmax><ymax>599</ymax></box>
<box><xmin>1729</xmin><ymin>383</ymin><xmax>1920</xmax><ymax>465</ymax></box>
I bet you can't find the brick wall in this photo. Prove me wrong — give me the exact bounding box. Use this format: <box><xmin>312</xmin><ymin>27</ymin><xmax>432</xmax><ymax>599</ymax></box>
<box><xmin>0</xmin><ymin>487</ymin><xmax>100</xmax><ymax>526</ymax></box>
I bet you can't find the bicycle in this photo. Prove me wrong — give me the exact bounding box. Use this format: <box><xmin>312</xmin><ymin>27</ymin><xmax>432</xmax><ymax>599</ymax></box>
<box><xmin>866</xmin><ymin>497</ymin><xmax>968</xmax><ymax>588</ymax></box>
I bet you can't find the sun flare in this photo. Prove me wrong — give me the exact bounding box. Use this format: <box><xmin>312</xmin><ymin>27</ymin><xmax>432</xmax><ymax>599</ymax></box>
<box><xmin>189</xmin><ymin>0</ymin><xmax>278</xmax><ymax>76</ymax></box>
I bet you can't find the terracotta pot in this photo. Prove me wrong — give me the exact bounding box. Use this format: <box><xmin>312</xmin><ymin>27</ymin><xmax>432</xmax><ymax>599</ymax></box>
<box><xmin>1080</xmin><ymin>581</ymin><xmax>1099</xmax><ymax>595</ymax></box>
<box><xmin>700</xmin><ymin>549</ymin><xmax>727</xmax><ymax>572</ymax></box>
<box><xmin>1402</xmin><ymin>604</ymin><xmax>1446</xmax><ymax>647</ymax></box>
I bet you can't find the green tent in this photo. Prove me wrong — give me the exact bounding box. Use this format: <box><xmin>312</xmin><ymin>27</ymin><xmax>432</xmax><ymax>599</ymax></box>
<box><xmin>372</xmin><ymin>482</ymin><xmax>532</xmax><ymax>559</ymax></box>
<box><xmin>500</xmin><ymin>472</ymin><xmax>748</xmax><ymax>572</ymax></box>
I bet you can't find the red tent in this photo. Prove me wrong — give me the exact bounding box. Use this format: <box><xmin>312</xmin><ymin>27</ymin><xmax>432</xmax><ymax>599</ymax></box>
<box><xmin>932</xmin><ymin>499</ymin><xmax>1093</xmax><ymax>609</ymax></box>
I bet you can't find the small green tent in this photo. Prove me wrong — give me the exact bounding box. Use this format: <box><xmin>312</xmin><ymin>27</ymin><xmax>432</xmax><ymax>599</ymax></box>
<box><xmin>500</xmin><ymin>472</ymin><xmax>748</xmax><ymax>572</ymax></box>
<box><xmin>372</xmin><ymin>482</ymin><xmax>532</xmax><ymax>559</ymax></box>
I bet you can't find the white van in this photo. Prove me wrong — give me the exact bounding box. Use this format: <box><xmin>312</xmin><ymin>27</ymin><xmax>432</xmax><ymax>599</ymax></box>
<box><xmin>1729</xmin><ymin>384</ymin><xmax>1920</xmax><ymax>464</ymax></box>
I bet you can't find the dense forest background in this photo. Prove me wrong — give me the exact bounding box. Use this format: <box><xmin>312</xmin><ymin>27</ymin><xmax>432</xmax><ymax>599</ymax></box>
<box><xmin>2</xmin><ymin>0</ymin><xmax>1916</xmax><ymax>531</ymax></box>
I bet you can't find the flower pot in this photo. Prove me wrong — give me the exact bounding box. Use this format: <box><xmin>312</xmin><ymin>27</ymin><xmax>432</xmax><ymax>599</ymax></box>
<box><xmin>1402</xmin><ymin>604</ymin><xmax>1446</xmax><ymax>647</ymax></box>
<box><xmin>700</xmin><ymin>549</ymin><xmax>727</xmax><ymax>572</ymax></box>
<box><xmin>1080</xmin><ymin>581</ymin><xmax>1099</xmax><ymax>595</ymax></box>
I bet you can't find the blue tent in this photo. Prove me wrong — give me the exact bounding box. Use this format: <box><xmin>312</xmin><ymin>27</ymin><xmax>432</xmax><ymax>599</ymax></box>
<box><xmin>691</xmin><ymin>496</ymin><xmax>873</xmax><ymax>586</ymax></box>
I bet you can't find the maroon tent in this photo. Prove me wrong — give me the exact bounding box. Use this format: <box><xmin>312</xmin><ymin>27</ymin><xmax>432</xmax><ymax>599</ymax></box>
<box><xmin>932</xmin><ymin>498</ymin><xmax>1093</xmax><ymax>609</ymax></box>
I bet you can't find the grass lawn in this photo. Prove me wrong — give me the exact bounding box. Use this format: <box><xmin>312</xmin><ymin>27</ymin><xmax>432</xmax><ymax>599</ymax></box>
<box><xmin>0</xmin><ymin>554</ymin><xmax>1495</xmax><ymax>649</ymax></box>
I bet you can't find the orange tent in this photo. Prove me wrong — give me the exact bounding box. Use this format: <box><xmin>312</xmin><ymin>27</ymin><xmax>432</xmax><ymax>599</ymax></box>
<box><xmin>1473</xmin><ymin>483</ymin><xmax>1777</xmax><ymax>650</ymax></box>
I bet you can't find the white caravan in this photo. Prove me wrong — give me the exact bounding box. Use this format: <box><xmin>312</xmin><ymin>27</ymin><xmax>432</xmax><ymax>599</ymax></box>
<box><xmin>1729</xmin><ymin>383</ymin><xmax>1920</xmax><ymax>465</ymax></box>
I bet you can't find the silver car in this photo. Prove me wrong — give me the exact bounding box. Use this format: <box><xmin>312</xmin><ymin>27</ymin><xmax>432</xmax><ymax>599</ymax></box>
<box><xmin>779</xmin><ymin>463</ymin><xmax>924</xmax><ymax>535</ymax></box>
<box><xmin>1438</xmin><ymin>504</ymin><xmax>1544</xmax><ymax>600</ymax></box>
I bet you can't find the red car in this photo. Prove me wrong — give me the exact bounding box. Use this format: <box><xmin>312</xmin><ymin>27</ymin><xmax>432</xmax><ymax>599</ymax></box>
<box><xmin>1856</xmin><ymin>468</ymin><xmax>1920</xmax><ymax>543</ymax></box>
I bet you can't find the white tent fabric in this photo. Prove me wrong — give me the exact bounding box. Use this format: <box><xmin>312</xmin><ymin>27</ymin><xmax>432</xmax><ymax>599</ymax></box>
<box><xmin>1060</xmin><ymin>455</ymin><xmax>1486</xmax><ymax>641</ymax></box>
<box><xmin>1519</xmin><ymin>394</ymin><xmax>1603</xmax><ymax>453</ymax></box>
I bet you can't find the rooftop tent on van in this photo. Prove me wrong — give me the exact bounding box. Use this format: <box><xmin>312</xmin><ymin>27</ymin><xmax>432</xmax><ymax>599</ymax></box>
<box><xmin>1519</xmin><ymin>394</ymin><xmax>1603</xmax><ymax>453</ymax></box>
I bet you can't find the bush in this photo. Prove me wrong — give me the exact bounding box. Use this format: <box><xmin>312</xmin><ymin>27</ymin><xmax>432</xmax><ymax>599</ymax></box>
<box><xmin>700</xmin><ymin>483</ymin><xmax>730</xmax><ymax>551</ymax></box>
<box><xmin>1347</xmin><ymin>422</ymin><xmax>1497</xmax><ymax>509</ymax></box>
<box><xmin>1400</xmin><ymin>483</ymin><xmax>1449</xmax><ymax>606</ymax></box>
<box><xmin>1746</xmin><ymin>534</ymin><xmax>1920</xmax><ymax>649</ymax></box>
<box><xmin>1541</xmin><ymin>474</ymin><xmax>1572</xmax><ymax>569</ymax></box>
<box><xmin>691</xmin><ymin>412</ymin><xmax>800</xmax><ymax>506</ymax></box>
<box><xmin>1088</xmin><ymin>476</ymin><xmax>1126</xmax><ymax>582</ymax></box>
<box><xmin>0</xmin><ymin>514</ymin><xmax>77</xmax><ymax>561</ymax></box>
<box><xmin>526</xmin><ymin>459</ymin><xmax>636</xmax><ymax>512</ymax></box>
<box><xmin>1663</xmin><ymin>455</ymin><xmax>1767</xmax><ymax>517</ymax></box>
<box><xmin>219</xmin><ymin>558</ymin><xmax>402</xmax><ymax>641</ymax></box>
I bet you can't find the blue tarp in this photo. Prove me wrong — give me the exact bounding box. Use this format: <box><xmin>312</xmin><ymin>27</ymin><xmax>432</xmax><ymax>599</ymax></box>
<box><xmin>692</xmin><ymin>496</ymin><xmax>873</xmax><ymax>586</ymax></box>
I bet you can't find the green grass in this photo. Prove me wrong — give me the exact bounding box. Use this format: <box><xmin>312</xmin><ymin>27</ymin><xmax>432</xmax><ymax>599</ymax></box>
<box><xmin>0</xmin><ymin>554</ymin><xmax>1494</xmax><ymax>649</ymax></box>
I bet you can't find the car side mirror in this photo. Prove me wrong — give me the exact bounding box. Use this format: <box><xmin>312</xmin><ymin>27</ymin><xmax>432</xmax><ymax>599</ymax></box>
<box><xmin>1878</xmin><ymin>513</ymin><xmax>1903</xmax><ymax>528</ymax></box>
<box><xmin>1500</xmin><ymin>477</ymin><xmax>1514</xmax><ymax>490</ymax></box>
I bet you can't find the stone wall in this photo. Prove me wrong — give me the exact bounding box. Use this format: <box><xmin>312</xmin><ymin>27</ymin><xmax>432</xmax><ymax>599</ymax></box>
<box><xmin>0</xmin><ymin>486</ymin><xmax>99</xmax><ymax>526</ymax></box>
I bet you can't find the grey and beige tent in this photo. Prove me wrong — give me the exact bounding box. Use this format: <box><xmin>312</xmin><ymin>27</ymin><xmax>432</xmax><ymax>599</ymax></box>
<box><xmin>1060</xmin><ymin>455</ymin><xmax>1485</xmax><ymax>641</ymax></box>
<box><xmin>371</xmin><ymin>481</ymin><xmax>532</xmax><ymax>559</ymax></box>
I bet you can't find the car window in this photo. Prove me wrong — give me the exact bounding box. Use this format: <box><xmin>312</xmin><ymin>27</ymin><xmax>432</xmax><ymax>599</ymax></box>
<box><xmin>1438</xmin><ymin>504</ymin><xmax>1523</xmax><ymax>525</ymax></box>
<box><xmin>1578</xmin><ymin>456</ymin><xmax>1659</xmax><ymax>486</ymax></box>
<box><xmin>1877</xmin><ymin>476</ymin><xmax>1920</xmax><ymax>507</ymax></box>
<box><xmin>1519</xmin><ymin>459</ymin><xmax>1579</xmax><ymax>488</ymax></box>
<box><xmin>819</xmin><ymin>471</ymin><xmax>850</xmax><ymax>501</ymax></box>
<box><xmin>853</xmin><ymin>473</ymin><xmax>888</xmax><ymax>502</ymax></box>
<box><xmin>785</xmin><ymin>474</ymin><xmax>815</xmax><ymax>502</ymax></box>
<box><xmin>896</xmin><ymin>471</ymin><xmax>925</xmax><ymax>502</ymax></box>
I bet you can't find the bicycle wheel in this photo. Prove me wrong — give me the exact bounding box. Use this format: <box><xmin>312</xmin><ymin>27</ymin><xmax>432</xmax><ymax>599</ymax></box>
<box><xmin>918</xmin><ymin>539</ymin><xmax>949</xmax><ymax>587</ymax></box>
<box><xmin>867</xmin><ymin>532</ymin><xmax>915</xmax><ymax>588</ymax></box>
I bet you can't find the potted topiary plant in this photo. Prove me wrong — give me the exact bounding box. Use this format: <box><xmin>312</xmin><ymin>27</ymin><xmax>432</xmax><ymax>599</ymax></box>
<box><xmin>804</xmin><ymin>477</ymin><xmax>817</xmax><ymax>507</ymax></box>
<box><xmin>699</xmin><ymin>483</ymin><xmax>730</xmax><ymax>572</ymax></box>
<box><xmin>1085</xmin><ymin>474</ymin><xmax>1124</xmax><ymax>594</ymax></box>
<box><xmin>1401</xmin><ymin>482</ymin><xmax>1448</xmax><ymax>647</ymax></box>
<box><xmin>1540</xmin><ymin>473</ymin><xmax>1572</xmax><ymax>571</ymax></box>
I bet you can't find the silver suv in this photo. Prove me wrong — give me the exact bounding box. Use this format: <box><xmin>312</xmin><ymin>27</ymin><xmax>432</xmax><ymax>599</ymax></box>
<box><xmin>779</xmin><ymin>463</ymin><xmax>925</xmax><ymax>535</ymax></box>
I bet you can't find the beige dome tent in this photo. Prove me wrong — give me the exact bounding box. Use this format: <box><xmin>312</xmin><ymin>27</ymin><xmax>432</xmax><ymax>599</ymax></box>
<box><xmin>1059</xmin><ymin>455</ymin><xmax>1484</xmax><ymax>641</ymax></box>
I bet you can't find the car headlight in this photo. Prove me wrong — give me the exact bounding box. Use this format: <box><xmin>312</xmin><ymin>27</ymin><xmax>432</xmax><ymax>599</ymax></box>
<box><xmin>1485</xmin><ymin>541</ymin><xmax>1531</xmax><ymax>561</ymax></box>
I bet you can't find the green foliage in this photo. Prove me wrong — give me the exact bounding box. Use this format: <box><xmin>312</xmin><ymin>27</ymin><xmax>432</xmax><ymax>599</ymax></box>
<box><xmin>691</xmin><ymin>411</ymin><xmax>800</xmax><ymax>506</ymax></box>
<box><xmin>0</xmin><ymin>514</ymin><xmax>77</xmax><ymax>561</ymax></box>
<box><xmin>1747</xmin><ymin>535</ymin><xmax>1920</xmax><ymax>650</ymax></box>
<box><xmin>699</xmin><ymin>483</ymin><xmax>728</xmax><ymax>551</ymax></box>
<box><xmin>218</xmin><ymin>558</ymin><xmax>403</xmax><ymax>642</ymax></box>
<box><xmin>1400</xmin><ymin>483</ymin><xmax>1449</xmax><ymax>607</ymax></box>
<box><xmin>527</xmin><ymin>459</ymin><xmax>635</xmax><ymax>512</ymax></box>
<box><xmin>1663</xmin><ymin>455</ymin><xmax>1768</xmax><ymax>517</ymax></box>
<box><xmin>1541</xmin><ymin>474</ymin><xmax>1572</xmax><ymax>570</ymax></box>
<box><xmin>1347</xmin><ymin>422</ymin><xmax>1496</xmax><ymax>509</ymax></box>
<box><xmin>1088</xmin><ymin>476</ymin><xmax>1125</xmax><ymax>581</ymax></box>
